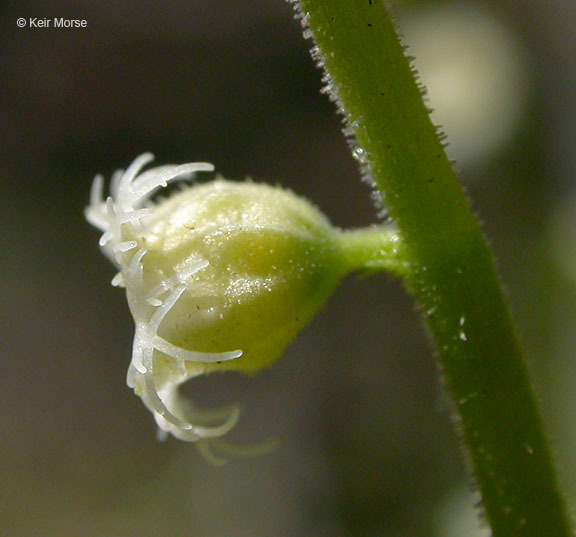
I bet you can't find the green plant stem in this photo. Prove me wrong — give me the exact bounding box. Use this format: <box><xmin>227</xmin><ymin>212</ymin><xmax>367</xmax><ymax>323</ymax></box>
<box><xmin>294</xmin><ymin>1</ymin><xmax>572</xmax><ymax>535</ymax></box>
<box><xmin>338</xmin><ymin>226</ymin><xmax>408</xmax><ymax>276</ymax></box>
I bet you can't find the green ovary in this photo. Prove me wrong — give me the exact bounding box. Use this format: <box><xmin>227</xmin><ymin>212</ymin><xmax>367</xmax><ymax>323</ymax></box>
<box><xmin>138</xmin><ymin>180</ymin><xmax>346</xmax><ymax>377</ymax></box>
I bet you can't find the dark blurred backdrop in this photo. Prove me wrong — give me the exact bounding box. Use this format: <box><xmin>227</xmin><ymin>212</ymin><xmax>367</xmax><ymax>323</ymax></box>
<box><xmin>2</xmin><ymin>1</ymin><xmax>576</xmax><ymax>536</ymax></box>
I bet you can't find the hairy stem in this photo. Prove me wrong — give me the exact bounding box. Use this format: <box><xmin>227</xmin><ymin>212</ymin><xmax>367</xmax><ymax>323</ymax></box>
<box><xmin>294</xmin><ymin>1</ymin><xmax>572</xmax><ymax>535</ymax></box>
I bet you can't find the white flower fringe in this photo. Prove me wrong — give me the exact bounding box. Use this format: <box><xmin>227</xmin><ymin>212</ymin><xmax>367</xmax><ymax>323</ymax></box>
<box><xmin>85</xmin><ymin>154</ymin><xmax>260</xmax><ymax>461</ymax></box>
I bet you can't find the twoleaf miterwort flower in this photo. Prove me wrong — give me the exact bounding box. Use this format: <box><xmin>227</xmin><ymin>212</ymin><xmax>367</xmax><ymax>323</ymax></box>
<box><xmin>85</xmin><ymin>154</ymin><xmax>360</xmax><ymax>459</ymax></box>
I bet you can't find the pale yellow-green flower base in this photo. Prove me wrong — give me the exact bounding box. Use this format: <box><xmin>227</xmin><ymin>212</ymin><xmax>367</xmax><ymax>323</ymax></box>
<box><xmin>139</xmin><ymin>179</ymin><xmax>347</xmax><ymax>381</ymax></box>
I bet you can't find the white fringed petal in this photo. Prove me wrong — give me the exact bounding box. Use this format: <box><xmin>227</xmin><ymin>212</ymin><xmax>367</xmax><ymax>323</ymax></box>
<box><xmin>85</xmin><ymin>154</ymin><xmax>244</xmax><ymax>455</ymax></box>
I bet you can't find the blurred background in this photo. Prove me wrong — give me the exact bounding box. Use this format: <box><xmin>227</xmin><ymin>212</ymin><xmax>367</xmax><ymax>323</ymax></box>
<box><xmin>1</xmin><ymin>0</ymin><xmax>575</xmax><ymax>535</ymax></box>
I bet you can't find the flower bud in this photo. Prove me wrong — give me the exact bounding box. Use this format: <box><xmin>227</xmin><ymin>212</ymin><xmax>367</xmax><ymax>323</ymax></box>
<box><xmin>85</xmin><ymin>154</ymin><xmax>347</xmax><ymax>457</ymax></box>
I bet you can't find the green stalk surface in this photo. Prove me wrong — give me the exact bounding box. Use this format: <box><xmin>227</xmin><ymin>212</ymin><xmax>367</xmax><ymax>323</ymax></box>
<box><xmin>294</xmin><ymin>1</ymin><xmax>572</xmax><ymax>535</ymax></box>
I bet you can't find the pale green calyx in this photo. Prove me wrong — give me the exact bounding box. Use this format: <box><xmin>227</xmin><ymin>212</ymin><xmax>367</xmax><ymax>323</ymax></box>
<box><xmin>85</xmin><ymin>154</ymin><xmax>404</xmax><ymax>460</ymax></box>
